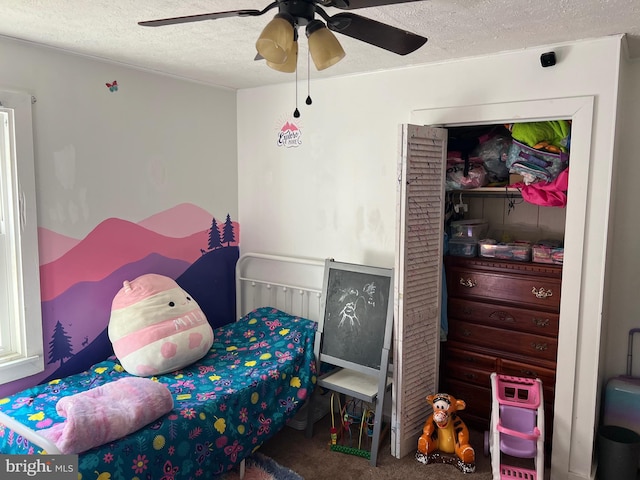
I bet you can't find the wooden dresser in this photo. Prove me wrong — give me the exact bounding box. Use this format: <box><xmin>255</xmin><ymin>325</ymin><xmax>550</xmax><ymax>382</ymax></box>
<box><xmin>441</xmin><ymin>255</ymin><xmax>562</xmax><ymax>446</ymax></box>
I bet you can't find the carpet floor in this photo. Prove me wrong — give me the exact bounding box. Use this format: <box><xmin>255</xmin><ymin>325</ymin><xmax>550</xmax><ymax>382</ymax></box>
<box><xmin>258</xmin><ymin>413</ymin><xmax>524</xmax><ymax>480</ymax></box>
<box><xmin>221</xmin><ymin>452</ymin><xmax>304</xmax><ymax>480</ymax></box>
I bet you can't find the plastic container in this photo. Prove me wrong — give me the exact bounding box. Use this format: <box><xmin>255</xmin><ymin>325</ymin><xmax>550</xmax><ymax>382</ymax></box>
<box><xmin>532</xmin><ymin>240</ymin><xmax>564</xmax><ymax>265</ymax></box>
<box><xmin>449</xmin><ymin>239</ymin><xmax>478</xmax><ymax>257</ymax></box>
<box><xmin>479</xmin><ymin>239</ymin><xmax>531</xmax><ymax>262</ymax></box>
<box><xmin>450</xmin><ymin>219</ymin><xmax>489</xmax><ymax>240</ymax></box>
<box><xmin>597</xmin><ymin>425</ymin><xmax>640</xmax><ymax>480</ymax></box>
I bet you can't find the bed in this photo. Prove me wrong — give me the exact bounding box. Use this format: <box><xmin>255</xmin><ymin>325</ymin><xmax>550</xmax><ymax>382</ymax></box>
<box><xmin>0</xmin><ymin>253</ymin><xmax>325</xmax><ymax>479</ymax></box>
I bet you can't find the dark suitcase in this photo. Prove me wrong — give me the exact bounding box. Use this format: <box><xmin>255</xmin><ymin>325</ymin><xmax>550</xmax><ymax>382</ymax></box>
<box><xmin>603</xmin><ymin>328</ymin><xmax>640</xmax><ymax>435</ymax></box>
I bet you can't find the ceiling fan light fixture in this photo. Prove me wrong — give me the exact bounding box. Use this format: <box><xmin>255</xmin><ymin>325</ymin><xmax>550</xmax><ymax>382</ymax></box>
<box><xmin>256</xmin><ymin>13</ymin><xmax>295</xmax><ymax>64</ymax></box>
<box><xmin>267</xmin><ymin>39</ymin><xmax>298</xmax><ymax>73</ymax></box>
<box><xmin>306</xmin><ymin>20</ymin><xmax>345</xmax><ymax>71</ymax></box>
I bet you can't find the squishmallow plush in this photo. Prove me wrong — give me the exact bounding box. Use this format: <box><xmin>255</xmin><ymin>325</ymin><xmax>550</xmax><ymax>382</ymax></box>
<box><xmin>108</xmin><ymin>274</ymin><xmax>214</xmax><ymax>376</ymax></box>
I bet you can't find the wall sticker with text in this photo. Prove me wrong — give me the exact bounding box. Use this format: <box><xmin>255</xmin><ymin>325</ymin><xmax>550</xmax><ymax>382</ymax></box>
<box><xmin>277</xmin><ymin>120</ymin><xmax>302</xmax><ymax>148</ymax></box>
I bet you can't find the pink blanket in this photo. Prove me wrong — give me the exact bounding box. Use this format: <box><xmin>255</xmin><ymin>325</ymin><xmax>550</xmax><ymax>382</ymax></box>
<box><xmin>40</xmin><ymin>377</ymin><xmax>173</xmax><ymax>454</ymax></box>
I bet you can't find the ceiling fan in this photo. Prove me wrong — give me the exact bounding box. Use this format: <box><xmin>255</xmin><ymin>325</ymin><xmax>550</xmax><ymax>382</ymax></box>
<box><xmin>139</xmin><ymin>0</ymin><xmax>428</xmax><ymax>72</ymax></box>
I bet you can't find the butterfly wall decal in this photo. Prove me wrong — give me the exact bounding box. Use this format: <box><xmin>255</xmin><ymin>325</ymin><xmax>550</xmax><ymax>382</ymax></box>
<box><xmin>106</xmin><ymin>81</ymin><xmax>118</xmax><ymax>92</ymax></box>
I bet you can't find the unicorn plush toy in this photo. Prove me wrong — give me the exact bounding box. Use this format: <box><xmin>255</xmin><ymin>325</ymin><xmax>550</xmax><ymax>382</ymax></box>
<box><xmin>109</xmin><ymin>274</ymin><xmax>214</xmax><ymax>376</ymax></box>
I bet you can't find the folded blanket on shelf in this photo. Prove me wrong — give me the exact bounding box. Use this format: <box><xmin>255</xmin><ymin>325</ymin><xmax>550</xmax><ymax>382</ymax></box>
<box><xmin>40</xmin><ymin>376</ymin><xmax>173</xmax><ymax>454</ymax></box>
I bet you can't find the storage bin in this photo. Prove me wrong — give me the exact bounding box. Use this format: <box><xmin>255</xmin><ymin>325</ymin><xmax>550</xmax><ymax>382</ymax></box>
<box><xmin>597</xmin><ymin>425</ymin><xmax>640</xmax><ymax>480</ymax></box>
<box><xmin>479</xmin><ymin>239</ymin><xmax>531</xmax><ymax>262</ymax></box>
<box><xmin>532</xmin><ymin>240</ymin><xmax>564</xmax><ymax>265</ymax></box>
<box><xmin>449</xmin><ymin>239</ymin><xmax>478</xmax><ymax>257</ymax></box>
<box><xmin>450</xmin><ymin>219</ymin><xmax>489</xmax><ymax>240</ymax></box>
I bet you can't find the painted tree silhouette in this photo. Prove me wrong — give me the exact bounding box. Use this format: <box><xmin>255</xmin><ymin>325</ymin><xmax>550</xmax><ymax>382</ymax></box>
<box><xmin>48</xmin><ymin>320</ymin><xmax>74</xmax><ymax>366</ymax></box>
<box><xmin>222</xmin><ymin>214</ymin><xmax>235</xmax><ymax>246</ymax></box>
<box><xmin>208</xmin><ymin>217</ymin><xmax>223</xmax><ymax>250</ymax></box>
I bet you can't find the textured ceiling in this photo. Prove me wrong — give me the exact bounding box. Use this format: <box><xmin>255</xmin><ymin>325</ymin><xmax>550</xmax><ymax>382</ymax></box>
<box><xmin>1</xmin><ymin>0</ymin><xmax>639</xmax><ymax>90</ymax></box>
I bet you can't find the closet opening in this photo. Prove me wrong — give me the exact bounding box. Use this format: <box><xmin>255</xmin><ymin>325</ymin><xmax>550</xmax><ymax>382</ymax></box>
<box><xmin>440</xmin><ymin>119</ymin><xmax>571</xmax><ymax>463</ymax></box>
<box><xmin>405</xmin><ymin>96</ymin><xmax>594</xmax><ymax>479</ymax></box>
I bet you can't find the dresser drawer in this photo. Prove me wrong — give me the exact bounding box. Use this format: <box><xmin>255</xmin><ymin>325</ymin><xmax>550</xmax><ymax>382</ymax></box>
<box><xmin>448</xmin><ymin>320</ymin><xmax>558</xmax><ymax>363</ymax></box>
<box><xmin>444</xmin><ymin>345</ymin><xmax>497</xmax><ymax>370</ymax></box>
<box><xmin>449</xmin><ymin>298</ymin><xmax>559</xmax><ymax>337</ymax></box>
<box><xmin>446</xmin><ymin>361</ymin><xmax>493</xmax><ymax>387</ymax></box>
<box><xmin>447</xmin><ymin>266</ymin><xmax>561</xmax><ymax>311</ymax></box>
<box><xmin>499</xmin><ymin>358</ymin><xmax>556</xmax><ymax>387</ymax></box>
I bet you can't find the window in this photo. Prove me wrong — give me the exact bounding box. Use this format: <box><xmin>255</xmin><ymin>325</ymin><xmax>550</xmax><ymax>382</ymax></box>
<box><xmin>0</xmin><ymin>90</ymin><xmax>43</xmax><ymax>385</ymax></box>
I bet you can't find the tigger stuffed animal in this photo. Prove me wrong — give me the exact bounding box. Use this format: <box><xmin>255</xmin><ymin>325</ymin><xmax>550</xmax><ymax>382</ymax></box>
<box><xmin>417</xmin><ymin>393</ymin><xmax>475</xmax><ymax>466</ymax></box>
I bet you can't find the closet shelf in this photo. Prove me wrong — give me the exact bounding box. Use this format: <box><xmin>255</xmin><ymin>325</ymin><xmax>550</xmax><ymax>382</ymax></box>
<box><xmin>448</xmin><ymin>187</ymin><xmax>521</xmax><ymax>197</ymax></box>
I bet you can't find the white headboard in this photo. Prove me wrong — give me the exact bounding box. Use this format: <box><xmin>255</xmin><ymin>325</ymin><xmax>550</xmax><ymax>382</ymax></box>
<box><xmin>235</xmin><ymin>253</ymin><xmax>325</xmax><ymax>323</ymax></box>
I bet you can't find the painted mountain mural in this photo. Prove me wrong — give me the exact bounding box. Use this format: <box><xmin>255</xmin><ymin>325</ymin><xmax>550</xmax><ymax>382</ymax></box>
<box><xmin>0</xmin><ymin>204</ymin><xmax>240</xmax><ymax>397</ymax></box>
<box><xmin>37</xmin><ymin>229</ymin><xmax>81</xmax><ymax>265</ymax></box>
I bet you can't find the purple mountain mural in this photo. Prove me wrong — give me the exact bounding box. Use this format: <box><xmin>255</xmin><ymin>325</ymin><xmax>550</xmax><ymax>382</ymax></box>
<box><xmin>0</xmin><ymin>204</ymin><xmax>240</xmax><ymax>397</ymax></box>
<box><xmin>42</xmin><ymin>253</ymin><xmax>192</xmax><ymax>361</ymax></box>
<box><xmin>39</xmin><ymin>247</ymin><xmax>239</xmax><ymax>387</ymax></box>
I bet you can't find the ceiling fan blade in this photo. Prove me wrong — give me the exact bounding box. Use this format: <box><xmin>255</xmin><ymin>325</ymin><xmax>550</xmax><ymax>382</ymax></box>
<box><xmin>327</xmin><ymin>12</ymin><xmax>427</xmax><ymax>55</ymax></box>
<box><xmin>320</xmin><ymin>0</ymin><xmax>425</xmax><ymax>10</ymax></box>
<box><xmin>138</xmin><ymin>9</ymin><xmax>264</xmax><ymax>27</ymax></box>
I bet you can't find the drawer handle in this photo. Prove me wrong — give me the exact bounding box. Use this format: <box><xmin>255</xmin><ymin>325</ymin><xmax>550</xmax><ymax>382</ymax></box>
<box><xmin>464</xmin><ymin>372</ymin><xmax>478</xmax><ymax>380</ymax></box>
<box><xmin>462</xmin><ymin>306</ymin><xmax>472</xmax><ymax>315</ymax></box>
<box><xmin>462</xmin><ymin>329</ymin><xmax>473</xmax><ymax>337</ymax></box>
<box><xmin>459</xmin><ymin>277</ymin><xmax>476</xmax><ymax>288</ymax></box>
<box><xmin>530</xmin><ymin>342</ymin><xmax>548</xmax><ymax>351</ymax></box>
<box><xmin>532</xmin><ymin>317</ymin><xmax>550</xmax><ymax>328</ymax></box>
<box><xmin>519</xmin><ymin>369</ymin><xmax>538</xmax><ymax>377</ymax></box>
<box><xmin>489</xmin><ymin>311</ymin><xmax>515</xmax><ymax>323</ymax></box>
<box><xmin>531</xmin><ymin>287</ymin><xmax>553</xmax><ymax>299</ymax></box>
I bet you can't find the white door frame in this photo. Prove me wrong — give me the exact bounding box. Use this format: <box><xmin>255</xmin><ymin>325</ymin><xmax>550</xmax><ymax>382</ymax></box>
<box><xmin>411</xmin><ymin>96</ymin><xmax>597</xmax><ymax>480</ymax></box>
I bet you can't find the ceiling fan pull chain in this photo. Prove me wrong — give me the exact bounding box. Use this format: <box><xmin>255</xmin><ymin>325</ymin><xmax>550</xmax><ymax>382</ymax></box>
<box><xmin>293</xmin><ymin>55</ymin><xmax>300</xmax><ymax>118</ymax></box>
<box><xmin>306</xmin><ymin>49</ymin><xmax>313</xmax><ymax>106</ymax></box>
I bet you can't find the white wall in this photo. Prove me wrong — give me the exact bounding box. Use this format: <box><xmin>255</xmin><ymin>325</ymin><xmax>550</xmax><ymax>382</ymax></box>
<box><xmin>238</xmin><ymin>36</ymin><xmax>624</xmax><ymax>479</ymax></box>
<box><xmin>605</xmin><ymin>50</ymin><xmax>640</xmax><ymax>380</ymax></box>
<box><xmin>0</xmin><ymin>37</ymin><xmax>238</xmax><ymax>238</ymax></box>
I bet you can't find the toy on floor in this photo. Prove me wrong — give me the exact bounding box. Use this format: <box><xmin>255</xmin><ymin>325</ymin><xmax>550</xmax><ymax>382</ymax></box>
<box><xmin>415</xmin><ymin>392</ymin><xmax>476</xmax><ymax>473</ymax></box>
<box><xmin>485</xmin><ymin>373</ymin><xmax>544</xmax><ymax>480</ymax></box>
<box><xmin>328</xmin><ymin>393</ymin><xmax>374</xmax><ymax>459</ymax></box>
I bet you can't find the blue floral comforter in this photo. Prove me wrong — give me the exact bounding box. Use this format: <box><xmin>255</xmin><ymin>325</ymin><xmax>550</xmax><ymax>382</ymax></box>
<box><xmin>0</xmin><ymin>307</ymin><xmax>317</xmax><ymax>479</ymax></box>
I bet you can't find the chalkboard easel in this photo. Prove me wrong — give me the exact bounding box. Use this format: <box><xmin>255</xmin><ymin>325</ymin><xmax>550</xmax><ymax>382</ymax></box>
<box><xmin>316</xmin><ymin>259</ymin><xmax>394</xmax><ymax>376</ymax></box>
<box><xmin>311</xmin><ymin>259</ymin><xmax>395</xmax><ymax>466</ymax></box>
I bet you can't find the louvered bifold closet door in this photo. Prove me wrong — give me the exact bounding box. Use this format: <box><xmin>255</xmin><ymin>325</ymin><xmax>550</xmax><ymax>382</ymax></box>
<box><xmin>392</xmin><ymin>124</ymin><xmax>447</xmax><ymax>459</ymax></box>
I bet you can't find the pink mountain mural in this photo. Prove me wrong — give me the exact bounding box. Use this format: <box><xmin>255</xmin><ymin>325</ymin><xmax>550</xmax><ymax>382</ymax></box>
<box><xmin>39</xmin><ymin>219</ymin><xmax>208</xmax><ymax>301</ymax></box>
<box><xmin>0</xmin><ymin>203</ymin><xmax>240</xmax><ymax>398</ymax></box>
<box><xmin>39</xmin><ymin>204</ymin><xmax>239</xmax><ymax>301</ymax></box>
<box><xmin>38</xmin><ymin>204</ymin><xmax>238</xmax><ymax>264</ymax></box>
<box><xmin>38</xmin><ymin>228</ymin><xmax>81</xmax><ymax>264</ymax></box>
<box><xmin>139</xmin><ymin>203</ymin><xmax>215</xmax><ymax>237</ymax></box>
<box><xmin>41</xmin><ymin>253</ymin><xmax>192</xmax><ymax>360</ymax></box>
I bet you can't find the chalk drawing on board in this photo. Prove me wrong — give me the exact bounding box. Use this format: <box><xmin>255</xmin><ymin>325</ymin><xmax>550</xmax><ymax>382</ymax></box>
<box><xmin>321</xmin><ymin>264</ymin><xmax>392</xmax><ymax>370</ymax></box>
<box><xmin>335</xmin><ymin>281</ymin><xmax>380</xmax><ymax>330</ymax></box>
